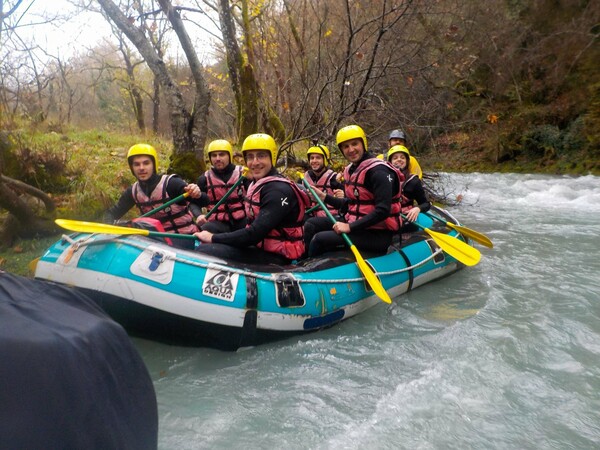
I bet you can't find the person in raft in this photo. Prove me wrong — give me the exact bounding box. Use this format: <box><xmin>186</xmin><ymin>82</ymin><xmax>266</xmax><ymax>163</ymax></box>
<box><xmin>302</xmin><ymin>143</ymin><xmax>345</xmax><ymax>218</ymax></box>
<box><xmin>303</xmin><ymin>124</ymin><xmax>404</xmax><ymax>257</ymax></box>
<box><xmin>189</xmin><ymin>139</ymin><xmax>250</xmax><ymax>234</ymax></box>
<box><xmin>103</xmin><ymin>143</ymin><xmax>201</xmax><ymax>249</ymax></box>
<box><xmin>387</xmin><ymin>144</ymin><xmax>431</xmax><ymax>231</ymax></box>
<box><xmin>193</xmin><ymin>133</ymin><xmax>310</xmax><ymax>264</ymax></box>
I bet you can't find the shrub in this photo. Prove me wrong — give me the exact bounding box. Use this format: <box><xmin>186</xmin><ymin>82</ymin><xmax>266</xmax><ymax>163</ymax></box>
<box><xmin>521</xmin><ymin>125</ymin><xmax>561</xmax><ymax>159</ymax></box>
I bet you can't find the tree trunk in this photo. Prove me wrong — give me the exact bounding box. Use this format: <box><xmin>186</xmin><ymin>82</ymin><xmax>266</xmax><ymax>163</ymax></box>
<box><xmin>0</xmin><ymin>133</ymin><xmax>58</xmax><ymax>246</ymax></box>
<box><xmin>97</xmin><ymin>0</ymin><xmax>210</xmax><ymax>180</ymax></box>
<box><xmin>217</xmin><ymin>0</ymin><xmax>285</xmax><ymax>144</ymax></box>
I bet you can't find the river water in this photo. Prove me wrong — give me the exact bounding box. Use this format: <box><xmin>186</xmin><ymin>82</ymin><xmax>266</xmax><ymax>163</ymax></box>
<box><xmin>134</xmin><ymin>173</ymin><xmax>600</xmax><ymax>449</ymax></box>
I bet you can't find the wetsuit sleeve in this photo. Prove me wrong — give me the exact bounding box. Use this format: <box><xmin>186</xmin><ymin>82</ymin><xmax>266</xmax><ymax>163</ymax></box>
<box><xmin>212</xmin><ymin>182</ymin><xmax>297</xmax><ymax>247</ymax></box>
<box><xmin>165</xmin><ymin>175</ymin><xmax>208</xmax><ymax>218</ymax></box>
<box><xmin>165</xmin><ymin>175</ymin><xmax>188</xmax><ymax>198</ymax></box>
<box><xmin>103</xmin><ymin>187</ymin><xmax>136</xmax><ymax>223</ymax></box>
<box><xmin>322</xmin><ymin>194</ymin><xmax>349</xmax><ymax>215</ymax></box>
<box><xmin>405</xmin><ymin>178</ymin><xmax>431</xmax><ymax>213</ymax></box>
<box><xmin>348</xmin><ymin>165</ymin><xmax>394</xmax><ymax>231</ymax></box>
<box><xmin>329</xmin><ymin>174</ymin><xmax>345</xmax><ymax>190</ymax></box>
<box><xmin>188</xmin><ymin>174</ymin><xmax>209</xmax><ymax>217</ymax></box>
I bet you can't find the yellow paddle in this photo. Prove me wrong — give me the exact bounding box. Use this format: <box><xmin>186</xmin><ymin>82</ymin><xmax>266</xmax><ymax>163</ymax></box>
<box><xmin>401</xmin><ymin>214</ymin><xmax>481</xmax><ymax>266</ymax></box>
<box><xmin>55</xmin><ymin>219</ymin><xmax>198</xmax><ymax>240</ymax></box>
<box><xmin>424</xmin><ymin>211</ymin><xmax>493</xmax><ymax>248</ymax></box>
<box><xmin>297</xmin><ymin>172</ymin><xmax>392</xmax><ymax>304</ymax></box>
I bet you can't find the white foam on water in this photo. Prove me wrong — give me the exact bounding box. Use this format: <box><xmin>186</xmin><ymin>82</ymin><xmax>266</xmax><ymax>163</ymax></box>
<box><xmin>452</xmin><ymin>173</ymin><xmax>600</xmax><ymax>213</ymax></box>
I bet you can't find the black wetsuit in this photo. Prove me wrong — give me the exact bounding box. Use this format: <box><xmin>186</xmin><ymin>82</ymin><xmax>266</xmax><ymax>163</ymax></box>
<box><xmin>304</xmin><ymin>154</ymin><xmax>400</xmax><ymax>257</ymax></box>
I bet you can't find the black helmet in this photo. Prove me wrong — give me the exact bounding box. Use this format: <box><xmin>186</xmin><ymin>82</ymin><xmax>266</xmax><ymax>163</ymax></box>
<box><xmin>388</xmin><ymin>129</ymin><xmax>406</xmax><ymax>141</ymax></box>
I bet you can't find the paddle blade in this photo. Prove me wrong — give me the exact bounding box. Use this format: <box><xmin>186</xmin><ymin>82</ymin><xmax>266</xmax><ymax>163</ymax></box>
<box><xmin>425</xmin><ymin>228</ymin><xmax>481</xmax><ymax>266</ymax></box>
<box><xmin>55</xmin><ymin>219</ymin><xmax>151</xmax><ymax>236</ymax></box>
<box><xmin>446</xmin><ymin>222</ymin><xmax>494</xmax><ymax>248</ymax></box>
<box><xmin>29</xmin><ymin>257</ymin><xmax>40</xmax><ymax>274</ymax></box>
<box><xmin>350</xmin><ymin>245</ymin><xmax>392</xmax><ymax>304</ymax></box>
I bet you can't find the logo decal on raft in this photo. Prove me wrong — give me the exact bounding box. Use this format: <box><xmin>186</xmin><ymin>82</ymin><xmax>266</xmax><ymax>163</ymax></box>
<box><xmin>202</xmin><ymin>268</ymin><xmax>239</xmax><ymax>302</ymax></box>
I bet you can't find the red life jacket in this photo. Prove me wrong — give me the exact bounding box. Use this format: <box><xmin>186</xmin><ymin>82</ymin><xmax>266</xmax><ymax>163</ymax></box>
<box><xmin>400</xmin><ymin>173</ymin><xmax>418</xmax><ymax>213</ymax></box>
<box><xmin>132</xmin><ymin>174</ymin><xmax>198</xmax><ymax>235</ymax></box>
<box><xmin>205</xmin><ymin>166</ymin><xmax>246</xmax><ymax>222</ymax></box>
<box><xmin>342</xmin><ymin>158</ymin><xmax>403</xmax><ymax>231</ymax></box>
<box><xmin>245</xmin><ymin>175</ymin><xmax>310</xmax><ymax>260</ymax></box>
<box><xmin>304</xmin><ymin>168</ymin><xmax>339</xmax><ymax>217</ymax></box>
<box><xmin>131</xmin><ymin>218</ymin><xmax>173</xmax><ymax>246</ymax></box>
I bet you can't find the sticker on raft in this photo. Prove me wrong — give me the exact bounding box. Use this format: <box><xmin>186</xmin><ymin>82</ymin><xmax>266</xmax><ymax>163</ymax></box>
<box><xmin>202</xmin><ymin>268</ymin><xmax>239</xmax><ymax>302</ymax></box>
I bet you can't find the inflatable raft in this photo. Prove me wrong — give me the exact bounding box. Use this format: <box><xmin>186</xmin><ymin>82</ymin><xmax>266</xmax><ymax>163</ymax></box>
<box><xmin>34</xmin><ymin>207</ymin><xmax>474</xmax><ymax>350</ymax></box>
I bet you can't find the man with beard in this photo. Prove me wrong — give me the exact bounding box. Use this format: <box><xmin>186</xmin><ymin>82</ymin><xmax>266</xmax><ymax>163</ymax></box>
<box><xmin>190</xmin><ymin>139</ymin><xmax>249</xmax><ymax>234</ymax></box>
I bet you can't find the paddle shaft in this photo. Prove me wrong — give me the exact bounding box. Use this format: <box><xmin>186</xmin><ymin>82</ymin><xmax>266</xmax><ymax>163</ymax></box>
<box><xmin>143</xmin><ymin>230</ymin><xmax>198</xmax><ymax>240</ymax></box>
<box><xmin>204</xmin><ymin>172</ymin><xmax>246</xmax><ymax>220</ymax></box>
<box><xmin>140</xmin><ymin>192</ymin><xmax>189</xmax><ymax>217</ymax></box>
<box><xmin>424</xmin><ymin>211</ymin><xmax>493</xmax><ymax>248</ymax></box>
<box><xmin>301</xmin><ymin>179</ymin><xmax>352</xmax><ymax>247</ymax></box>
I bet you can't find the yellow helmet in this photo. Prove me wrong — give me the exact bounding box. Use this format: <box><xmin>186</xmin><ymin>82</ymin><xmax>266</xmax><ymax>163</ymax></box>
<box><xmin>127</xmin><ymin>143</ymin><xmax>158</xmax><ymax>172</ymax></box>
<box><xmin>207</xmin><ymin>139</ymin><xmax>233</xmax><ymax>160</ymax></box>
<box><xmin>336</xmin><ymin>125</ymin><xmax>367</xmax><ymax>151</ymax></box>
<box><xmin>241</xmin><ymin>133</ymin><xmax>278</xmax><ymax>166</ymax></box>
<box><xmin>307</xmin><ymin>145</ymin><xmax>330</xmax><ymax>165</ymax></box>
<box><xmin>387</xmin><ymin>144</ymin><xmax>410</xmax><ymax>162</ymax></box>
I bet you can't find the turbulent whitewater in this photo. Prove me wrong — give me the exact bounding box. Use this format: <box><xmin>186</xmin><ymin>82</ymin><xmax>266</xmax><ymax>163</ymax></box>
<box><xmin>133</xmin><ymin>173</ymin><xmax>600</xmax><ymax>450</ymax></box>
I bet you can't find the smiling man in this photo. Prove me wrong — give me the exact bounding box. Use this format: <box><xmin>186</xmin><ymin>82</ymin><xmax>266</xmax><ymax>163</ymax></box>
<box><xmin>190</xmin><ymin>139</ymin><xmax>249</xmax><ymax>234</ymax></box>
<box><xmin>194</xmin><ymin>134</ymin><xmax>309</xmax><ymax>263</ymax></box>
<box><xmin>103</xmin><ymin>143</ymin><xmax>201</xmax><ymax>249</ymax></box>
<box><xmin>303</xmin><ymin>125</ymin><xmax>404</xmax><ymax>257</ymax></box>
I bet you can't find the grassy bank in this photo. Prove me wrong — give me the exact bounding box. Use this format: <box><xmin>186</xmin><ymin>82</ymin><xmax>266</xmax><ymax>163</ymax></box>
<box><xmin>0</xmin><ymin>234</ymin><xmax>62</xmax><ymax>277</ymax></box>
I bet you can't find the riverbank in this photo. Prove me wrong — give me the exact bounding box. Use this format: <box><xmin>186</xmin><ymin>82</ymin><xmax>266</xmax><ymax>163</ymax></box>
<box><xmin>421</xmin><ymin>145</ymin><xmax>600</xmax><ymax>176</ymax></box>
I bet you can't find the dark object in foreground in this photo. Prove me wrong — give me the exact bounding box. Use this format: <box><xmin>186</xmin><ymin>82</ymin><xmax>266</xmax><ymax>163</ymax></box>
<box><xmin>0</xmin><ymin>272</ymin><xmax>158</xmax><ymax>450</ymax></box>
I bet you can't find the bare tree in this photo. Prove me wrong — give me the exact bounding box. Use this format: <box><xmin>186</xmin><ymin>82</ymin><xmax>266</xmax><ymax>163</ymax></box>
<box><xmin>97</xmin><ymin>0</ymin><xmax>211</xmax><ymax>178</ymax></box>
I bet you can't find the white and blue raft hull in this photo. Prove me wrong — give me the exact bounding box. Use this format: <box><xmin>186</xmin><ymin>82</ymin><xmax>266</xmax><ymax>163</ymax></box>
<box><xmin>35</xmin><ymin>207</ymin><xmax>471</xmax><ymax>350</ymax></box>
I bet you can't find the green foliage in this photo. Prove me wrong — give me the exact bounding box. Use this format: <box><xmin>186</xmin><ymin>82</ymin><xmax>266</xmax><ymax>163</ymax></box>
<box><xmin>1</xmin><ymin>126</ymin><xmax>174</xmax><ymax>219</ymax></box>
<box><xmin>521</xmin><ymin>125</ymin><xmax>561</xmax><ymax>159</ymax></box>
<box><xmin>169</xmin><ymin>151</ymin><xmax>203</xmax><ymax>182</ymax></box>
<box><xmin>561</xmin><ymin>117</ymin><xmax>587</xmax><ymax>155</ymax></box>
<box><xmin>3</xmin><ymin>131</ymin><xmax>75</xmax><ymax>192</ymax></box>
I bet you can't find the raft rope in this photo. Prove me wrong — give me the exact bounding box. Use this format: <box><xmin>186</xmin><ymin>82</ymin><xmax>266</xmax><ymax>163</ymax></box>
<box><xmin>60</xmin><ymin>234</ymin><xmax>445</xmax><ymax>284</ymax></box>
